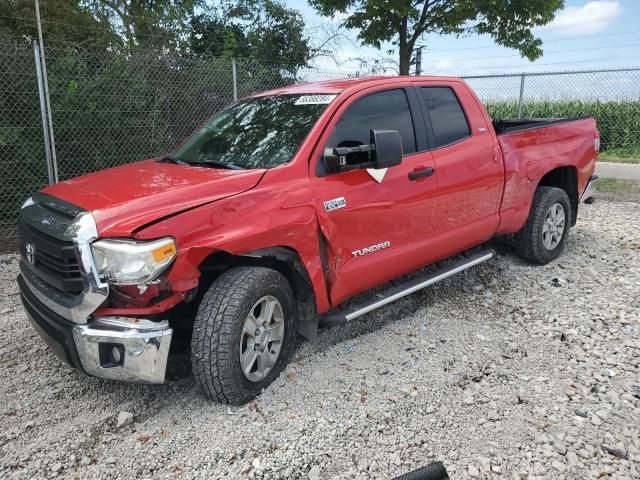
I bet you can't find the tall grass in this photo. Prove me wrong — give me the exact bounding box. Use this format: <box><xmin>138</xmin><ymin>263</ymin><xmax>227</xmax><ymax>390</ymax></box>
<box><xmin>485</xmin><ymin>100</ymin><xmax>640</xmax><ymax>162</ymax></box>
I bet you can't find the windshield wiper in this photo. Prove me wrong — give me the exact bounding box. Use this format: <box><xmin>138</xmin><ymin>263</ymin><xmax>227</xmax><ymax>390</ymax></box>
<box><xmin>190</xmin><ymin>160</ymin><xmax>246</xmax><ymax>170</ymax></box>
<box><xmin>161</xmin><ymin>156</ymin><xmax>189</xmax><ymax>166</ymax></box>
<box><xmin>161</xmin><ymin>156</ymin><xmax>245</xmax><ymax>170</ymax></box>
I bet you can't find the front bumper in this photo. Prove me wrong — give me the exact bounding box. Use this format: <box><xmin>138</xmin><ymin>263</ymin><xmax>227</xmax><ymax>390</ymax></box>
<box><xmin>19</xmin><ymin>273</ymin><xmax>172</xmax><ymax>384</ymax></box>
<box><xmin>73</xmin><ymin>316</ymin><xmax>172</xmax><ymax>384</ymax></box>
<box><xmin>18</xmin><ymin>196</ymin><xmax>172</xmax><ymax>384</ymax></box>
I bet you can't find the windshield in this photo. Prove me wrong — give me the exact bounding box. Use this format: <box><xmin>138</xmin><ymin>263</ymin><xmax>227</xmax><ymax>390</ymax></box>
<box><xmin>171</xmin><ymin>94</ymin><xmax>335</xmax><ymax>169</ymax></box>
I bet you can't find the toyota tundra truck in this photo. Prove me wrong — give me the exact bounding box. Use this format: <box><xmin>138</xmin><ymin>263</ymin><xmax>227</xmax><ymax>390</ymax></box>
<box><xmin>17</xmin><ymin>76</ymin><xmax>598</xmax><ymax>403</ymax></box>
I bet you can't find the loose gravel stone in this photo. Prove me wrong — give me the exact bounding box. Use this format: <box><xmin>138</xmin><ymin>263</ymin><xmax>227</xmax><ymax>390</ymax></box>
<box><xmin>116</xmin><ymin>412</ymin><xmax>134</xmax><ymax>429</ymax></box>
<box><xmin>308</xmin><ymin>465</ymin><xmax>321</xmax><ymax>480</ymax></box>
<box><xmin>0</xmin><ymin>196</ymin><xmax>638</xmax><ymax>479</ymax></box>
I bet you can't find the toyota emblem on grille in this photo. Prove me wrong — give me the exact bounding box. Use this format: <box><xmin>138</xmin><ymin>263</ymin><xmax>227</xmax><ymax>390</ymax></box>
<box><xmin>25</xmin><ymin>242</ymin><xmax>36</xmax><ymax>265</ymax></box>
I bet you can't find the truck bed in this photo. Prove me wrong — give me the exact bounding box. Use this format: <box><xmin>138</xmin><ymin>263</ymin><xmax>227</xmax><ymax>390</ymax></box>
<box><xmin>492</xmin><ymin>115</ymin><xmax>592</xmax><ymax>135</ymax></box>
<box><xmin>493</xmin><ymin>114</ymin><xmax>598</xmax><ymax>235</ymax></box>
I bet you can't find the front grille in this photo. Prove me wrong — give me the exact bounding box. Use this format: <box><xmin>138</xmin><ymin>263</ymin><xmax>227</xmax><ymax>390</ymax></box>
<box><xmin>20</xmin><ymin>222</ymin><xmax>83</xmax><ymax>294</ymax></box>
<box><xmin>19</xmin><ymin>194</ymin><xmax>85</xmax><ymax>295</ymax></box>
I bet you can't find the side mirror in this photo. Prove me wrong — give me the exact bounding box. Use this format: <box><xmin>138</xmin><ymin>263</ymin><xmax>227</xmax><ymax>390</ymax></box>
<box><xmin>370</xmin><ymin>129</ymin><xmax>402</xmax><ymax>169</ymax></box>
<box><xmin>323</xmin><ymin>129</ymin><xmax>403</xmax><ymax>173</ymax></box>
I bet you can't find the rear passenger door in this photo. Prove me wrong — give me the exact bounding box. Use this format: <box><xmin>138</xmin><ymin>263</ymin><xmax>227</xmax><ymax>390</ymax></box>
<box><xmin>417</xmin><ymin>83</ymin><xmax>504</xmax><ymax>249</ymax></box>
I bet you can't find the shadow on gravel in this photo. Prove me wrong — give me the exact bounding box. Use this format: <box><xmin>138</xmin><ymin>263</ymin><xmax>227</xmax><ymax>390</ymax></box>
<box><xmin>301</xmin><ymin>238</ymin><xmax>516</xmax><ymax>360</ymax></box>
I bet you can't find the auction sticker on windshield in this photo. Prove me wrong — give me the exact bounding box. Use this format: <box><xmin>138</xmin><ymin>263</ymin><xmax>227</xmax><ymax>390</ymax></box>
<box><xmin>294</xmin><ymin>94</ymin><xmax>337</xmax><ymax>105</ymax></box>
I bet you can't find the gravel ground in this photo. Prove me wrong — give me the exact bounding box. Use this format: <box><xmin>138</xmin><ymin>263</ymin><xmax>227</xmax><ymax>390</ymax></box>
<box><xmin>0</xmin><ymin>196</ymin><xmax>638</xmax><ymax>480</ymax></box>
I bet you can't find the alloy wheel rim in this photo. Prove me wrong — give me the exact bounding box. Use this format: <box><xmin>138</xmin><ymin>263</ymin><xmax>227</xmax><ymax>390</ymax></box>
<box><xmin>239</xmin><ymin>295</ymin><xmax>285</xmax><ymax>382</ymax></box>
<box><xmin>542</xmin><ymin>203</ymin><xmax>566</xmax><ymax>250</ymax></box>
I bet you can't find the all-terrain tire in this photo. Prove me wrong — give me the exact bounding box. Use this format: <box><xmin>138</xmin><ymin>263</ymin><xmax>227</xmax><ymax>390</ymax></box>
<box><xmin>191</xmin><ymin>267</ymin><xmax>296</xmax><ymax>404</ymax></box>
<box><xmin>514</xmin><ymin>186</ymin><xmax>572</xmax><ymax>265</ymax></box>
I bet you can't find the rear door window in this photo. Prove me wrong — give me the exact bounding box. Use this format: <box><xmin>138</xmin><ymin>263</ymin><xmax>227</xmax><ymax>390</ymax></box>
<box><xmin>332</xmin><ymin>89</ymin><xmax>417</xmax><ymax>155</ymax></box>
<box><xmin>420</xmin><ymin>87</ymin><xmax>470</xmax><ymax>148</ymax></box>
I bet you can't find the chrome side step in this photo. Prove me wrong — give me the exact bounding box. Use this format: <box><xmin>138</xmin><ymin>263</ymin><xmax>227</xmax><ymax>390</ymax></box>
<box><xmin>322</xmin><ymin>249</ymin><xmax>495</xmax><ymax>325</ymax></box>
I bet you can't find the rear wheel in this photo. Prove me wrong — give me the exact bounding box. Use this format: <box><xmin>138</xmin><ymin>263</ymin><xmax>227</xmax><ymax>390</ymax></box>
<box><xmin>191</xmin><ymin>267</ymin><xmax>296</xmax><ymax>404</ymax></box>
<box><xmin>514</xmin><ymin>186</ymin><xmax>571</xmax><ymax>264</ymax></box>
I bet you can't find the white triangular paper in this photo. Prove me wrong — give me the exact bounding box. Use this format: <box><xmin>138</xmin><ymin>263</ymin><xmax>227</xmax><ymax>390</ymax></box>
<box><xmin>366</xmin><ymin>168</ymin><xmax>388</xmax><ymax>183</ymax></box>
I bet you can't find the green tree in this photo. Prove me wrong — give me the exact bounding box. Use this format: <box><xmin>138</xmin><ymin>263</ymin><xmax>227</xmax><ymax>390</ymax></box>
<box><xmin>190</xmin><ymin>15</ymin><xmax>248</xmax><ymax>59</ymax></box>
<box><xmin>0</xmin><ymin>0</ymin><xmax>117</xmax><ymax>47</ymax></box>
<box><xmin>86</xmin><ymin>0</ymin><xmax>202</xmax><ymax>52</ymax></box>
<box><xmin>308</xmin><ymin>0</ymin><xmax>564</xmax><ymax>75</ymax></box>
<box><xmin>190</xmin><ymin>0</ymin><xmax>311</xmax><ymax>72</ymax></box>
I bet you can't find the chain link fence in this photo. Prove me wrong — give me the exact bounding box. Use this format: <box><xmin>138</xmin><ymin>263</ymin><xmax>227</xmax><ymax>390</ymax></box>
<box><xmin>46</xmin><ymin>46</ymin><xmax>236</xmax><ymax>181</ymax></box>
<box><xmin>1</xmin><ymin>38</ymin><xmax>639</xmax><ymax>249</ymax></box>
<box><xmin>0</xmin><ymin>41</ymin><xmax>49</xmax><ymax>245</ymax></box>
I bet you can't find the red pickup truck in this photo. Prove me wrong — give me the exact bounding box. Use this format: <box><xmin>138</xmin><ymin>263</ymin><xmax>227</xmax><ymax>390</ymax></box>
<box><xmin>18</xmin><ymin>76</ymin><xmax>598</xmax><ymax>403</ymax></box>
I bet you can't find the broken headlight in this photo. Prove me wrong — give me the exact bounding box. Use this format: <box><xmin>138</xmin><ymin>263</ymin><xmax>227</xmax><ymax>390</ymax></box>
<box><xmin>91</xmin><ymin>237</ymin><xmax>177</xmax><ymax>285</ymax></box>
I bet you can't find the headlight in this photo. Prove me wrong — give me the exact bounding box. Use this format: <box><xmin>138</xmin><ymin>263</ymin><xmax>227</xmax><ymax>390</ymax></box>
<box><xmin>91</xmin><ymin>237</ymin><xmax>177</xmax><ymax>285</ymax></box>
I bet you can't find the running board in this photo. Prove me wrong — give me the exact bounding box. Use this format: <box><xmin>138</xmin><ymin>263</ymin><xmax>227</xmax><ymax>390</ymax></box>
<box><xmin>321</xmin><ymin>249</ymin><xmax>495</xmax><ymax>326</ymax></box>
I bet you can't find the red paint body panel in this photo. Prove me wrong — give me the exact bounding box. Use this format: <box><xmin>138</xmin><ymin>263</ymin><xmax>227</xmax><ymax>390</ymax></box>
<box><xmin>422</xmin><ymin>80</ymin><xmax>504</xmax><ymax>244</ymax></box>
<box><xmin>95</xmin><ymin>293</ymin><xmax>185</xmax><ymax>316</ymax></box>
<box><xmin>43</xmin><ymin>159</ymin><xmax>266</xmax><ymax>237</ymax></box>
<box><xmin>495</xmin><ymin>117</ymin><xmax>597</xmax><ymax>234</ymax></box>
<box><xmin>137</xmin><ymin>165</ymin><xmax>332</xmax><ymax>313</ymax></box>
<box><xmin>37</xmin><ymin>76</ymin><xmax>598</xmax><ymax>317</ymax></box>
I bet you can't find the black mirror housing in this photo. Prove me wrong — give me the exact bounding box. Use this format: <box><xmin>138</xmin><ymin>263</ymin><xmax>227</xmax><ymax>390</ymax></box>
<box><xmin>323</xmin><ymin>143</ymin><xmax>375</xmax><ymax>172</ymax></box>
<box><xmin>370</xmin><ymin>129</ymin><xmax>402</xmax><ymax>169</ymax></box>
<box><xmin>323</xmin><ymin>129</ymin><xmax>403</xmax><ymax>173</ymax></box>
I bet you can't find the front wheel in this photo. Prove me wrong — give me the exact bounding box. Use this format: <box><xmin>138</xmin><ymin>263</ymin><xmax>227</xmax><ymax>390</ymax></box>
<box><xmin>191</xmin><ymin>267</ymin><xmax>296</xmax><ymax>404</ymax></box>
<box><xmin>514</xmin><ymin>186</ymin><xmax>571</xmax><ymax>264</ymax></box>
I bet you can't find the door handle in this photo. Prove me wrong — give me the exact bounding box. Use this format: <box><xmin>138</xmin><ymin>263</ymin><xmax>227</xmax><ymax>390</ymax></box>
<box><xmin>408</xmin><ymin>167</ymin><xmax>435</xmax><ymax>181</ymax></box>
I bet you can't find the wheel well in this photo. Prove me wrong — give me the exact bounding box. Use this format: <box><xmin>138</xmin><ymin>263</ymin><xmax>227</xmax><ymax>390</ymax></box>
<box><xmin>538</xmin><ymin>166</ymin><xmax>579</xmax><ymax>226</ymax></box>
<box><xmin>196</xmin><ymin>247</ymin><xmax>318</xmax><ymax>340</ymax></box>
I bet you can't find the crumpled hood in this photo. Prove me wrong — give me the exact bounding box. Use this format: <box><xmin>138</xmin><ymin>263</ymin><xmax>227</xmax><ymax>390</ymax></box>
<box><xmin>43</xmin><ymin>159</ymin><xmax>265</xmax><ymax>237</ymax></box>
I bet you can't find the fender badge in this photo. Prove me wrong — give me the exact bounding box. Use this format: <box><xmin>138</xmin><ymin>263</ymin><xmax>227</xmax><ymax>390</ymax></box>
<box><xmin>323</xmin><ymin>197</ymin><xmax>346</xmax><ymax>212</ymax></box>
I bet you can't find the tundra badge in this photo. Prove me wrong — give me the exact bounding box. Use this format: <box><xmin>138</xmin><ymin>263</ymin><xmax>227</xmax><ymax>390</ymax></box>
<box><xmin>324</xmin><ymin>197</ymin><xmax>346</xmax><ymax>212</ymax></box>
<box><xmin>352</xmin><ymin>241</ymin><xmax>391</xmax><ymax>257</ymax></box>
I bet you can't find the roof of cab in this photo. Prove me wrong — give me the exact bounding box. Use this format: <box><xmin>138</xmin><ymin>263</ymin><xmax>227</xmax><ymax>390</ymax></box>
<box><xmin>252</xmin><ymin>75</ymin><xmax>462</xmax><ymax>97</ymax></box>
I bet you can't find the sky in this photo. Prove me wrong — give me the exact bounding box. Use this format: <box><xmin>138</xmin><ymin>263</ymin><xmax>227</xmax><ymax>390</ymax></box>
<box><xmin>287</xmin><ymin>0</ymin><xmax>640</xmax><ymax>76</ymax></box>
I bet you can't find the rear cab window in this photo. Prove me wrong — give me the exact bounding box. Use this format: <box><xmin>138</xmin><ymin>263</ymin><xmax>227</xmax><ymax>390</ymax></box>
<box><xmin>420</xmin><ymin>87</ymin><xmax>471</xmax><ymax>148</ymax></box>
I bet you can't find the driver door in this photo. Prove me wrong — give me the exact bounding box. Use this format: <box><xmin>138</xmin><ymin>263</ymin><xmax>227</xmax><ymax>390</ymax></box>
<box><xmin>311</xmin><ymin>86</ymin><xmax>438</xmax><ymax>306</ymax></box>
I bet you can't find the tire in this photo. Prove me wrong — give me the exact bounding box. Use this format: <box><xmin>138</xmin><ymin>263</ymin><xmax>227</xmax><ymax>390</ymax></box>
<box><xmin>191</xmin><ymin>267</ymin><xmax>296</xmax><ymax>404</ymax></box>
<box><xmin>514</xmin><ymin>186</ymin><xmax>571</xmax><ymax>265</ymax></box>
<box><xmin>392</xmin><ymin>462</ymin><xmax>449</xmax><ymax>480</ymax></box>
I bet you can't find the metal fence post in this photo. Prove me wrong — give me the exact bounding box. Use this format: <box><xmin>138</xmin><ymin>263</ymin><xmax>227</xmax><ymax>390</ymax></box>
<box><xmin>415</xmin><ymin>47</ymin><xmax>422</xmax><ymax>76</ymax></box>
<box><xmin>33</xmin><ymin>41</ymin><xmax>55</xmax><ymax>185</ymax></box>
<box><xmin>517</xmin><ymin>73</ymin><xmax>526</xmax><ymax>118</ymax></box>
<box><xmin>150</xmin><ymin>82</ymin><xmax>159</xmax><ymax>153</ymax></box>
<box><xmin>34</xmin><ymin>0</ymin><xmax>58</xmax><ymax>183</ymax></box>
<box><xmin>232</xmin><ymin>58</ymin><xmax>238</xmax><ymax>101</ymax></box>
